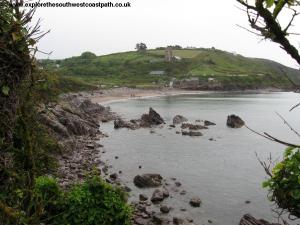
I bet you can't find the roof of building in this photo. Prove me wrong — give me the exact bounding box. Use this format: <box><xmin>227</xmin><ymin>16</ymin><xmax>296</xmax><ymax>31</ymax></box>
<box><xmin>149</xmin><ymin>71</ymin><xmax>165</xmax><ymax>75</ymax></box>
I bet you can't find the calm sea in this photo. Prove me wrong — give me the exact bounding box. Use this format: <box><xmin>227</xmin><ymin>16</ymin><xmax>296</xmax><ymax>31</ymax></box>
<box><xmin>99</xmin><ymin>92</ymin><xmax>300</xmax><ymax>225</ymax></box>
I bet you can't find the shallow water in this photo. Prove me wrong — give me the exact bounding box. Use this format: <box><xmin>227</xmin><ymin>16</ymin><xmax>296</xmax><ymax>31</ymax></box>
<box><xmin>99</xmin><ymin>92</ymin><xmax>300</xmax><ymax>225</ymax></box>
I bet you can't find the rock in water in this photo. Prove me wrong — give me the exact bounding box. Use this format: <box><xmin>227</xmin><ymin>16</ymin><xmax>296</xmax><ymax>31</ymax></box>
<box><xmin>227</xmin><ymin>114</ymin><xmax>245</xmax><ymax>128</ymax></box>
<box><xmin>133</xmin><ymin>174</ymin><xmax>163</xmax><ymax>188</ymax></box>
<box><xmin>160</xmin><ymin>205</ymin><xmax>170</xmax><ymax>213</ymax></box>
<box><xmin>175</xmin><ymin>181</ymin><xmax>182</xmax><ymax>187</ymax></box>
<box><xmin>182</xmin><ymin>131</ymin><xmax>203</xmax><ymax>136</ymax></box>
<box><xmin>140</xmin><ymin>108</ymin><xmax>165</xmax><ymax>127</ymax></box>
<box><xmin>149</xmin><ymin>107</ymin><xmax>164</xmax><ymax>124</ymax></box>
<box><xmin>189</xmin><ymin>197</ymin><xmax>202</xmax><ymax>207</ymax></box>
<box><xmin>173</xmin><ymin>217</ymin><xmax>184</xmax><ymax>225</ymax></box>
<box><xmin>173</xmin><ymin>115</ymin><xmax>188</xmax><ymax>125</ymax></box>
<box><xmin>239</xmin><ymin>214</ymin><xmax>281</xmax><ymax>225</ymax></box>
<box><xmin>151</xmin><ymin>189</ymin><xmax>164</xmax><ymax>203</ymax></box>
<box><xmin>114</xmin><ymin>118</ymin><xmax>138</xmax><ymax>130</ymax></box>
<box><xmin>181</xmin><ymin>123</ymin><xmax>208</xmax><ymax>130</ymax></box>
<box><xmin>162</xmin><ymin>188</ymin><xmax>169</xmax><ymax>198</ymax></box>
<box><xmin>139</xmin><ymin>194</ymin><xmax>148</xmax><ymax>201</ymax></box>
<box><xmin>204</xmin><ymin>120</ymin><xmax>216</xmax><ymax>126</ymax></box>
<box><xmin>109</xmin><ymin>173</ymin><xmax>118</xmax><ymax>180</ymax></box>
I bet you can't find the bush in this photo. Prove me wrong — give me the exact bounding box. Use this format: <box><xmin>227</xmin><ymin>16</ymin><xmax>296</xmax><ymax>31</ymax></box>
<box><xmin>34</xmin><ymin>175</ymin><xmax>132</xmax><ymax>225</ymax></box>
<box><xmin>263</xmin><ymin>147</ymin><xmax>300</xmax><ymax>217</ymax></box>
<box><xmin>34</xmin><ymin>176</ymin><xmax>61</xmax><ymax>202</ymax></box>
<box><xmin>33</xmin><ymin>176</ymin><xmax>63</xmax><ymax>222</ymax></box>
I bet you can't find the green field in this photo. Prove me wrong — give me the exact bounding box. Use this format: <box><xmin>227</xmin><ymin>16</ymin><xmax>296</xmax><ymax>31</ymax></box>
<box><xmin>39</xmin><ymin>48</ymin><xmax>300</xmax><ymax>89</ymax></box>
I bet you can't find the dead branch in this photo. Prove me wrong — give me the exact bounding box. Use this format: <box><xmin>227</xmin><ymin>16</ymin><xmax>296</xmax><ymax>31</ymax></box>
<box><xmin>290</xmin><ymin>102</ymin><xmax>300</xmax><ymax>111</ymax></box>
<box><xmin>245</xmin><ymin>125</ymin><xmax>300</xmax><ymax>147</ymax></box>
<box><xmin>255</xmin><ymin>152</ymin><xmax>273</xmax><ymax>177</ymax></box>
<box><xmin>275</xmin><ymin>111</ymin><xmax>300</xmax><ymax>138</ymax></box>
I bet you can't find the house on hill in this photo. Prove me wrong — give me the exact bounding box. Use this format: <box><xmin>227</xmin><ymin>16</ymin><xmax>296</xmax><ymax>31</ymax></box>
<box><xmin>165</xmin><ymin>47</ymin><xmax>173</xmax><ymax>62</ymax></box>
<box><xmin>165</xmin><ymin>47</ymin><xmax>182</xmax><ymax>62</ymax></box>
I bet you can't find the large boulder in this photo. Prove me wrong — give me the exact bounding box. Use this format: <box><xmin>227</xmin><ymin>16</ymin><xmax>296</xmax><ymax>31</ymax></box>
<box><xmin>173</xmin><ymin>115</ymin><xmax>188</xmax><ymax>125</ymax></box>
<box><xmin>140</xmin><ymin>108</ymin><xmax>165</xmax><ymax>127</ymax></box>
<box><xmin>133</xmin><ymin>174</ymin><xmax>163</xmax><ymax>188</ymax></box>
<box><xmin>227</xmin><ymin>114</ymin><xmax>245</xmax><ymax>128</ymax></box>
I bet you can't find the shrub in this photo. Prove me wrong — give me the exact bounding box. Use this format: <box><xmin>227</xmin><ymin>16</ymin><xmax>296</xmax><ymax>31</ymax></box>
<box><xmin>34</xmin><ymin>176</ymin><xmax>61</xmax><ymax>202</ymax></box>
<box><xmin>33</xmin><ymin>176</ymin><xmax>63</xmax><ymax>222</ymax></box>
<box><xmin>58</xmin><ymin>175</ymin><xmax>132</xmax><ymax>225</ymax></box>
<box><xmin>33</xmin><ymin>175</ymin><xmax>132</xmax><ymax>225</ymax></box>
<box><xmin>263</xmin><ymin>147</ymin><xmax>300</xmax><ymax>217</ymax></box>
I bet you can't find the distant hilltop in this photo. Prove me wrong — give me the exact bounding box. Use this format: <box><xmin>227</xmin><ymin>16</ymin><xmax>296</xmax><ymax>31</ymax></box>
<box><xmin>39</xmin><ymin>47</ymin><xmax>300</xmax><ymax>90</ymax></box>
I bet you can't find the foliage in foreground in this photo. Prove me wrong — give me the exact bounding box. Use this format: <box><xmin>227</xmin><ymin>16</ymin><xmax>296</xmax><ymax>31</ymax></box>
<box><xmin>36</xmin><ymin>175</ymin><xmax>132</xmax><ymax>225</ymax></box>
<box><xmin>237</xmin><ymin>0</ymin><xmax>300</xmax><ymax>219</ymax></box>
<box><xmin>0</xmin><ymin>1</ymin><xmax>132</xmax><ymax>225</ymax></box>
<box><xmin>1</xmin><ymin>174</ymin><xmax>132</xmax><ymax>225</ymax></box>
<box><xmin>263</xmin><ymin>147</ymin><xmax>300</xmax><ymax>218</ymax></box>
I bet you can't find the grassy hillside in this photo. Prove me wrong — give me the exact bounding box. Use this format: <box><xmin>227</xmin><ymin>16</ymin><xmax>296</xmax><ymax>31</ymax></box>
<box><xmin>34</xmin><ymin>71</ymin><xmax>98</xmax><ymax>101</ymax></box>
<box><xmin>39</xmin><ymin>48</ymin><xmax>300</xmax><ymax>89</ymax></box>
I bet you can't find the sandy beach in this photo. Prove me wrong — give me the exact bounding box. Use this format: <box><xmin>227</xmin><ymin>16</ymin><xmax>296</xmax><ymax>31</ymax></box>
<box><xmin>80</xmin><ymin>87</ymin><xmax>281</xmax><ymax>105</ymax></box>
<box><xmin>88</xmin><ymin>87</ymin><xmax>209</xmax><ymax>104</ymax></box>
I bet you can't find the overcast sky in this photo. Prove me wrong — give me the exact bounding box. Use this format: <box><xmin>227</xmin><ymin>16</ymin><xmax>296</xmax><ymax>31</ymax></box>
<box><xmin>34</xmin><ymin>0</ymin><xmax>300</xmax><ymax>68</ymax></box>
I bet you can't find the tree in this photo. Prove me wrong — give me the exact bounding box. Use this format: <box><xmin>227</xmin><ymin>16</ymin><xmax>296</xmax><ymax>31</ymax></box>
<box><xmin>168</xmin><ymin>45</ymin><xmax>183</xmax><ymax>50</ymax></box>
<box><xmin>236</xmin><ymin>0</ymin><xmax>300</xmax><ymax>65</ymax></box>
<box><xmin>80</xmin><ymin>51</ymin><xmax>97</xmax><ymax>59</ymax></box>
<box><xmin>135</xmin><ymin>42</ymin><xmax>147</xmax><ymax>52</ymax></box>
<box><xmin>237</xmin><ymin>0</ymin><xmax>300</xmax><ymax>219</ymax></box>
<box><xmin>0</xmin><ymin>1</ymin><xmax>132</xmax><ymax>224</ymax></box>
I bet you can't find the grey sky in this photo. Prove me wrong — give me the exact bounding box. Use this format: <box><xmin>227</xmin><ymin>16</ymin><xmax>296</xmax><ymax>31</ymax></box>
<box><xmin>35</xmin><ymin>0</ymin><xmax>300</xmax><ymax>68</ymax></box>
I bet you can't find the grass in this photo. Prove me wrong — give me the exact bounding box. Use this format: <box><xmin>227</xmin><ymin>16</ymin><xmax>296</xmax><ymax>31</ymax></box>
<box><xmin>39</xmin><ymin>48</ymin><xmax>300</xmax><ymax>89</ymax></box>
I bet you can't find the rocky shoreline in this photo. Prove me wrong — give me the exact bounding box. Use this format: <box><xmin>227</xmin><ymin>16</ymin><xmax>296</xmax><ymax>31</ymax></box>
<box><xmin>38</xmin><ymin>91</ymin><xmax>278</xmax><ymax>225</ymax></box>
<box><xmin>38</xmin><ymin>93</ymin><xmax>207</xmax><ymax>224</ymax></box>
<box><xmin>38</xmin><ymin>93</ymin><xmax>117</xmax><ymax>187</ymax></box>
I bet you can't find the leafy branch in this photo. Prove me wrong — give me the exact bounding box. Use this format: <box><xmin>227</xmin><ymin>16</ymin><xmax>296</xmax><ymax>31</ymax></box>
<box><xmin>236</xmin><ymin>0</ymin><xmax>300</xmax><ymax>65</ymax></box>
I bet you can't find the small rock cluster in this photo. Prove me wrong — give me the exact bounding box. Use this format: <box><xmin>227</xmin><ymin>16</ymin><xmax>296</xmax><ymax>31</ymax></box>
<box><xmin>173</xmin><ymin>115</ymin><xmax>188</xmax><ymax>125</ymax></box>
<box><xmin>173</xmin><ymin>116</ymin><xmax>216</xmax><ymax>137</ymax></box>
<box><xmin>114</xmin><ymin>107</ymin><xmax>165</xmax><ymax>130</ymax></box>
<box><xmin>132</xmin><ymin>174</ymin><xmax>201</xmax><ymax>225</ymax></box>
